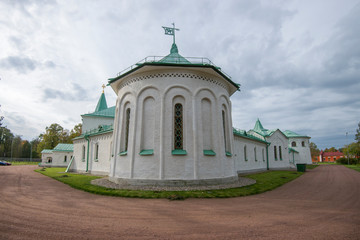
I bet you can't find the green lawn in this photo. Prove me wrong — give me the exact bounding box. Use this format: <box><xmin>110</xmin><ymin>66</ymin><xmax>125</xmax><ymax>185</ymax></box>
<box><xmin>8</xmin><ymin>161</ymin><xmax>40</xmax><ymax>165</ymax></box>
<box><xmin>344</xmin><ymin>164</ymin><xmax>360</xmax><ymax>172</ymax></box>
<box><xmin>35</xmin><ymin>167</ymin><xmax>303</xmax><ymax>199</ymax></box>
<box><xmin>306</xmin><ymin>164</ymin><xmax>319</xmax><ymax>169</ymax></box>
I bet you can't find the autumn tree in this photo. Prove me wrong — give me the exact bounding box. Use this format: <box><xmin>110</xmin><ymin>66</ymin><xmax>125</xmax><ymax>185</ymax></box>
<box><xmin>36</xmin><ymin>123</ymin><xmax>82</xmax><ymax>156</ymax></box>
<box><xmin>37</xmin><ymin>123</ymin><xmax>67</xmax><ymax>155</ymax></box>
<box><xmin>69</xmin><ymin>123</ymin><xmax>82</xmax><ymax>139</ymax></box>
<box><xmin>309</xmin><ymin>142</ymin><xmax>320</xmax><ymax>159</ymax></box>
<box><xmin>324</xmin><ymin>147</ymin><xmax>337</xmax><ymax>152</ymax></box>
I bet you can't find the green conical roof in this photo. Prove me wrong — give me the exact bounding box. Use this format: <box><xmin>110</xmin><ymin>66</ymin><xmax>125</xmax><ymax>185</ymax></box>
<box><xmin>94</xmin><ymin>92</ymin><xmax>108</xmax><ymax>112</ymax></box>
<box><xmin>158</xmin><ymin>43</ymin><xmax>191</xmax><ymax>64</ymax></box>
<box><xmin>253</xmin><ymin>118</ymin><xmax>266</xmax><ymax>132</ymax></box>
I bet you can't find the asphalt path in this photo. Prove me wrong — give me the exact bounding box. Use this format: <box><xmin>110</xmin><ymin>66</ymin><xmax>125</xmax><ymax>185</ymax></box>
<box><xmin>0</xmin><ymin>165</ymin><xmax>359</xmax><ymax>239</ymax></box>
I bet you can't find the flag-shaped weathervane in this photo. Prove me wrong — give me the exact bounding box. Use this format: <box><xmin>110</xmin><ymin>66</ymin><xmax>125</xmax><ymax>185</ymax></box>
<box><xmin>162</xmin><ymin>23</ymin><xmax>179</xmax><ymax>44</ymax></box>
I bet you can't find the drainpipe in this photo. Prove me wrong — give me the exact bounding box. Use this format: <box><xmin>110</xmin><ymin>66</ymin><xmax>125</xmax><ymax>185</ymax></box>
<box><xmin>84</xmin><ymin>135</ymin><xmax>90</xmax><ymax>172</ymax></box>
<box><xmin>266</xmin><ymin>144</ymin><xmax>270</xmax><ymax>170</ymax></box>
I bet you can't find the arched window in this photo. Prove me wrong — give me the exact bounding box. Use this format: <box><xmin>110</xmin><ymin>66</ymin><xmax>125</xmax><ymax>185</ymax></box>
<box><xmin>274</xmin><ymin>146</ymin><xmax>277</xmax><ymax>160</ymax></box>
<box><xmin>95</xmin><ymin>143</ymin><xmax>99</xmax><ymax>160</ymax></box>
<box><xmin>254</xmin><ymin>147</ymin><xmax>257</xmax><ymax>161</ymax></box>
<box><xmin>82</xmin><ymin>145</ymin><xmax>86</xmax><ymax>161</ymax></box>
<box><xmin>174</xmin><ymin>103</ymin><xmax>183</xmax><ymax>150</ymax></box>
<box><xmin>279</xmin><ymin>146</ymin><xmax>282</xmax><ymax>160</ymax></box>
<box><xmin>124</xmin><ymin>108</ymin><xmax>131</xmax><ymax>152</ymax></box>
<box><xmin>222</xmin><ymin>108</ymin><xmax>231</xmax><ymax>155</ymax></box>
<box><xmin>244</xmin><ymin>145</ymin><xmax>247</xmax><ymax>161</ymax></box>
<box><xmin>291</xmin><ymin>141</ymin><xmax>296</xmax><ymax>147</ymax></box>
<box><xmin>302</xmin><ymin>141</ymin><xmax>305</xmax><ymax>147</ymax></box>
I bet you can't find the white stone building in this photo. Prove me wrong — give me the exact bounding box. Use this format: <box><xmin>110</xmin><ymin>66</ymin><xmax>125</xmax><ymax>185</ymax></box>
<box><xmin>68</xmin><ymin>38</ymin><xmax>312</xmax><ymax>185</ymax></box>
<box><xmin>40</xmin><ymin>143</ymin><xmax>73</xmax><ymax>167</ymax></box>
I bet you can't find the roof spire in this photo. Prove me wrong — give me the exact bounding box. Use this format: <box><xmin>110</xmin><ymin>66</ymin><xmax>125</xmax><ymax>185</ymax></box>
<box><xmin>102</xmin><ymin>84</ymin><xmax>105</xmax><ymax>93</ymax></box>
<box><xmin>95</xmin><ymin>86</ymin><xmax>108</xmax><ymax>112</ymax></box>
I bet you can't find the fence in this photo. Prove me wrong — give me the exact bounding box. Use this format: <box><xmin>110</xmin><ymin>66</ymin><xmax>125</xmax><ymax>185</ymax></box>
<box><xmin>0</xmin><ymin>157</ymin><xmax>41</xmax><ymax>162</ymax></box>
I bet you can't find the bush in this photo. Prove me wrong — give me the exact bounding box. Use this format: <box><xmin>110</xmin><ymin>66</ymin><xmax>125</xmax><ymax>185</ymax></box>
<box><xmin>336</xmin><ymin>157</ymin><xmax>359</xmax><ymax>165</ymax></box>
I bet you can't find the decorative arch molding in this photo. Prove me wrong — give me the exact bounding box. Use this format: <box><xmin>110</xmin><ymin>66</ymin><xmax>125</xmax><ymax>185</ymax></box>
<box><xmin>118</xmin><ymin>72</ymin><xmax>230</xmax><ymax>92</ymax></box>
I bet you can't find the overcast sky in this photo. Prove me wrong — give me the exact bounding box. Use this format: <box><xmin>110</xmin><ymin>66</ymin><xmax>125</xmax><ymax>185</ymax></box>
<box><xmin>0</xmin><ymin>0</ymin><xmax>359</xmax><ymax>150</ymax></box>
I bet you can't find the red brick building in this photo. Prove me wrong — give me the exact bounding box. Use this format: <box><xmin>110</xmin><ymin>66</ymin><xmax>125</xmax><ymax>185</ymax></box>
<box><xmin>314</xmin><ymin>151</ymin><xmax>344</xmax><ymax>163</ymax></box>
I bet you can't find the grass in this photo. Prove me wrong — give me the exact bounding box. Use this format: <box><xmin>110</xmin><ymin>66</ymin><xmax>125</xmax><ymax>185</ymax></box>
<box><xmin>344</xmin><ymin>164</ymin><xmax>360</xmax><ymax>172</ymax></box>
<box><xmin>35</xmin><ymin>167</ymin><xmax>304</xmax><ymax>199</ymax></box>
<box><xmin>8</xmin><ymin>161</ymin><xmax>40</xmax><ymax>165</ymax></box>
<box><xmin>306</xmin><ymin>164</ymin><xmax>319</xmax><ymax>169</ymax></box>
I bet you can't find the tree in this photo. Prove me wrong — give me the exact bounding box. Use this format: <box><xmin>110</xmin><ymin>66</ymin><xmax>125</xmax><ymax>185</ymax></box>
<box><xmin>37</xmin><ymin>123</ymin><xmax>67</xmax><ymax>155</ymax></box>
<box><xmin>69</xmin><ymin>123</ymin><xmax>82</xmax><ymax>139</ymax></box>
<box><xmin>310</xmin><ymin>142</ymin><xmax>320</xmax><ymax>159</ymax></box>
<box><xmin>0</xmin><ymin>126</ymin><xmax>14</xmax><ymax>157</ymax></box>
<box><xmin>36</xmin><ymin>123</ymin><xmax>81</xmax><ymax>156</ymax></box>
<box><xmin>355</xmin><ymin>122</ymin><xmax>360</xmax><ymax>143</ymax></box>
<box><xmin>344</xmin><ymin>142</ymin><xmax>360</xmax><ymax>158</ymax></box>
<box><xmin>324</xmin><ymin>147</ymin><xmax>337</xmax><ymax>152</ymax></box>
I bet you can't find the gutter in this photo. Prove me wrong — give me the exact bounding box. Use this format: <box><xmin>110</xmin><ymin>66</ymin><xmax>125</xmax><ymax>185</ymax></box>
<box><xmin>84</xmin><ymin>134</ymin><xmax>90</xmax><ymax>172</ymax></box>
<box><xmin>266</xmin><ymin>144</ymin><xmax>270</xmax><ymax>170</ymax></box>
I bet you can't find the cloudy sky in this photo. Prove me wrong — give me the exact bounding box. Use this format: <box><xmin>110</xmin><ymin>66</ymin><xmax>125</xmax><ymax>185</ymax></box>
<box><xmin>0</xmin><ymin>0</ymin><xmax>359</xmax><ymax>150</ymax></box>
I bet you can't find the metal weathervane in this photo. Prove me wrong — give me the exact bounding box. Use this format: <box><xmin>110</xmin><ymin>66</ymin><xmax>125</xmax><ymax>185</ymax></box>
<box><xmin>162</xmin><ymin>23</ymin><xmax>179</xmax><ymax>44</ymax></box>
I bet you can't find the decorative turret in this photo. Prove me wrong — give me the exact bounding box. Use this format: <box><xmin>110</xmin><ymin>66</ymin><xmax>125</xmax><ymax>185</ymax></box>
<box><xmin>94</xmin><ymin>84</ymin><xmax>108</xmax><ymax>112</ymax></box>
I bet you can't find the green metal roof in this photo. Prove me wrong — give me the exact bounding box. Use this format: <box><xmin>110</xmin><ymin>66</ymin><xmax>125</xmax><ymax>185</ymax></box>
<box><xmin>41</xmin><ymin>149</ymin><xmax>53</xmax><ymax>154</ymax></box>
<box><xmin>283</xmin><ymin>130</ymin><xmax>310</xmax><ymax>138</ymax></box>
<box><xmin>82</xmin><ymin>106</ymin><xmax>115</xmax><ymax>118</ymax></box>
<box><xmin>252</xmin><ymin>119</ymin><xmax>275</xmax><ymax>137</ymax></box>
<box><xmin>95</xmin><ymin>92</ymin><xmax>108</xmax><ymax>112</ymax></box>
<box><xmin>158</xmin><ymin>43</ymin><xmax>191</xmax><ymax>64</ymax></box>
<box><xmin>108</xmin><ymin>44</ymin><xmax>240</xmax><ymax>92</ymax></box>
<box><xmin>233</xmin><ymin>128</ymin><xmax>269</xmax><ymax>144</ymax></box>
<box><xmin>288</xmin><ymin>147</ymin><xmax>299</xmax><ymax>153</ymax></box>
<box><xmin>74</xmin><ymin>124</ymin><xmax>114</xmax><ymax>140</ymax></box>
<box><xmin>53</xmin><ymin>143</ymin><xmax>73</xmax><ymax>152</ymax></box>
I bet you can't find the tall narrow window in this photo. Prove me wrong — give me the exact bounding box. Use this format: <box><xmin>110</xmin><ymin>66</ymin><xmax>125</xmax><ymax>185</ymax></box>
<box><xmin>82</xmin><ymin>145</ymin><xmax>86</xmax><ymax>161</ymax></box>
<box><xmin>125</xmin><ymin>108</ymin><xmax>130</xmax><ymax>152</ymax></box>
<box><xmin>274</xmin><ymin>146</ymin><xmax>277</xmax><ymax>160</ymax></box>
<box><xmin>64</xmin><ymin>155</ymin><xmax>67</xmax><ymax>162</ymax></box>
<box><xmin>279</xmin><ymin>146</ymin><xmax>282</xmax><ymax>160</ymax></box>
<box><xmin>222</xmin><ymin>111</ymin><xmax>227</xmax><ymax>150</ymax></box>
<box><xmin>95</xmin><ymin>143</ymin><xmax>99</xmax><ymax>160</ymax></box>
<box><xmin>244</xmin><ymin>145</ymin><xmax>247</xmax><ymax>161</ymax></box>
<box><xmin>254</xmin><ymin>147</ymin><xmax>257</xmax><ymax>161</ymax></box>
<box><xmin>174</xmin><ymin>103</ymin><xmax>183</xmax><ymax>150</ymax></box>
<box><xmin>302</xmin><ymin>141</ymin><xmax>305</xmax><ymax>147</ymax></box>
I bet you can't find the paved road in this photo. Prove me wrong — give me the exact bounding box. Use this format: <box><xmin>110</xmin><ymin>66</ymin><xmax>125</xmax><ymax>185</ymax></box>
<box><xmin>0</xmin><ymin>165</ymin><xmax>359</xmax><ymax>240</ymax></box>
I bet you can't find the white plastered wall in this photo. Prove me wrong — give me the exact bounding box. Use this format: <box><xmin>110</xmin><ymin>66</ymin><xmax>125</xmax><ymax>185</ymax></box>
<box><xmin>110</xmin><ymin>67</ymin><xmax>237</xmax><ymax>181</ymax></box>
<box><xmin>233</xmin><ymin>136</ymin><xmax>267</xmax><ymax>173</ymax></box>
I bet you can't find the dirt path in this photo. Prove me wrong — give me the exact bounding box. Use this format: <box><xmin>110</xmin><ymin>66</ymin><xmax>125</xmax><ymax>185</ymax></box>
<box><xmin>0</xmin><ymin>165</ymin><xmax>359</xmax><ymax>239</ymax></box>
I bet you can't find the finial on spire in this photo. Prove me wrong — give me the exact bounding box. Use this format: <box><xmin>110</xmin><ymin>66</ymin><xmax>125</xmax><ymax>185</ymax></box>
<box><xmin>102</xmin><ymin>84</ymin><xmax>106</xmax><ymax>93</ymax></box>
<box><xmin>162</xmin><ymin>23</ymin><xmax>179</xmax><ymax>44</ymax></box>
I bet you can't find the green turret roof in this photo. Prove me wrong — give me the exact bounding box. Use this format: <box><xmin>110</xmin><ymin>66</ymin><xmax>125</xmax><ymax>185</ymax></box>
<box><xmin>158</xmin><ymin>43</ymin><xmax>191</xmax><ymax>64</ymax></box>
<box><xmin>95</xmin><ymin>92</ymin><xmax>108</xmax><ymax>112</ymax></box>
<box><xmin>252</xmin><ymin>119</ymin><xmax>275</xmax><ymax>137</ymax></box>
<box><xmin>82</xmin><ymin>106</ymin><xmax>115</xmax><ymax>118</ymax></box>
